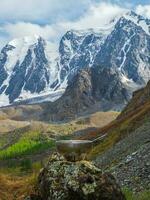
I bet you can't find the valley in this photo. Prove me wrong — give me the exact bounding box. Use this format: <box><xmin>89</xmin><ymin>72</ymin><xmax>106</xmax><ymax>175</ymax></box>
<box><xmin>0</xmin><ymin>8</ymin><xmax>149</xmax><ymax>200</ymax></box>
<box><xmin>0</xmin><ymin>111</ymin><xmax>119</xmax><ymax>199</ymax></box>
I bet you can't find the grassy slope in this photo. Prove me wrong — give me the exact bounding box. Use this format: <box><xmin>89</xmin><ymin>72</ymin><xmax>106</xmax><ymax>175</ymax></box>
<box><xmin>86</xmin><ymin>83</ymin><xmax>150</xmax><ymax>199</ymax></box>
<box><xmin>76</xmin><ymin>111</ymin><xmax>119</xmax><ymax>127</ymax></box>
<box><xmin>89</xmin><ymin>100</ymin><xmax>150</xmax><ymax>158</ymax></box>
<box><xmin>0</xmin><ymin>131</ymin><xmax>55</xmax><ymax>160</ymax></box>
<box><xmin>0</xmin><ymin>120</ymin><xmax>30</xmax><ymax>134</ymax></box>
<box><xmin>86</xmin><ymin>82</ymin><xmax>150</xmax><ymax>158</ymax></box>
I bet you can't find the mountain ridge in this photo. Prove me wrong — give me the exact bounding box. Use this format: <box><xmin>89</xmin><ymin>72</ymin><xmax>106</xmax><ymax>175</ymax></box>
<box><xmin>0</xmin><ymin>11</ymin><xmax>149</xmax><ymax>111</ymax></box>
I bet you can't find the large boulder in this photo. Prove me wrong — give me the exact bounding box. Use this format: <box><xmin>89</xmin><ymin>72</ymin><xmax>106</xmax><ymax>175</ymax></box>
<box><xmin>37</xmin><ymin>153</ymin><xmax>126</xmax><ymax>200</ymax></box>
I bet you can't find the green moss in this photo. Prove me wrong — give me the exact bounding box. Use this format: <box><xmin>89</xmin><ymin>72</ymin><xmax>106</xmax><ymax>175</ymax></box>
<box><xmin>123</xmin><ymin>188</ymin><xmax>150</xmax><ymax>200</ymax></box>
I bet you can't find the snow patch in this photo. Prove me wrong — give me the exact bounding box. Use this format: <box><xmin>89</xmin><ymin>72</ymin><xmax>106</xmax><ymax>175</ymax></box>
<box><xmin>119</xmin><ymin>33</ymin><xmax>135</xmax><ymax>71</ymax></box>
<box><xmin>15</xmin><ymin>89</ymin><xmax>65</xmax><ymax>104</ymax></box>
<box><xmin>123</xmin><ymin>12</ymin><xmax>150</xmax><ymax>35</ymax></box>
<box><xmin>0</xmin><ymin>94</ymin><xmax>10</xmax><ymax>107</ymax></box>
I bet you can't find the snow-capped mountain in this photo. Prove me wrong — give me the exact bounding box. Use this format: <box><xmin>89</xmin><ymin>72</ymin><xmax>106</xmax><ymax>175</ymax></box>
<box><xmin>94</xmin><ymin>11</ymin><xmax>150</xmax><ymax>86</ymax></box>
<box><xmin>59</xmin><ymin>11</ymin><xmax>150</xmax><ymax>88</ymax></box>
<box><xmin>0</xmin><ymin>11</ymin><xmax>150</xmax><ymax>108</ymax></box>
<box><xmin>0</xmin><ymin>36</ymin><xmax>64</xmax><ymax>106</ymax></box>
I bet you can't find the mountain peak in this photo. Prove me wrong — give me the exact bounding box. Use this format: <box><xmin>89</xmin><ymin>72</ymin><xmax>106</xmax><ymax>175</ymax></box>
<box><xmin>124</xmin><ymin>10</ymin><xmax>150</xmax><ymax>21</ymax></box>
<box><xmin>8</xmin><ymin>35</ymin><xmax>43</xmax><ymax>48</ymax></box>
<box><xmin>116</xmin><ymin>10</ymin><xmax>150</xmax><ymax>35</ymax></box>
<box><xmin>126</xmin><ymin>10</ymin><xmax>139</xmax><ymax>17</ymax></box>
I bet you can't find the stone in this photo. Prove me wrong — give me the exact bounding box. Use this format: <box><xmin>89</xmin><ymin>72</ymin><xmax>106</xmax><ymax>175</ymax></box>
<box><xmin>37</xmin><ymin>153</ymin><xmax>126</xmax><ymax>200</ymax></box>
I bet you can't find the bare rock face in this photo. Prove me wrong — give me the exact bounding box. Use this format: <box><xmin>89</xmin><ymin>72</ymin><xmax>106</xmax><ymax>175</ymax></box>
<box><xmin>42</xmin><ymin>67</ymin><xmax>129</xmax><ymax>121</ymax></box>
<box><xmin>37</xmin><ymin>153</ymin><xmax>126</xmax><ymax>200</ymax></box>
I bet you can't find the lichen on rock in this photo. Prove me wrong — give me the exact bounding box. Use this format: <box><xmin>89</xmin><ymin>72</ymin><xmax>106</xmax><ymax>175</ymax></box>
<box><xmin>37</xmin><ymin>152</ymin><xmax>126</xmax><ymax>200</ymax></box>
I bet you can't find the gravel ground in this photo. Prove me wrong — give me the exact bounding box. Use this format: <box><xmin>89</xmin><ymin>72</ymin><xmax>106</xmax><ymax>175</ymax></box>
<box><xmin>111</xmin><ymin>143</ymin><xmax>150</xmax><ymax>192</ymax></box>
<box><xmin>94</xmin><ymin>122</ymin><xmax>150</xmax><ymax>192</ymax></box>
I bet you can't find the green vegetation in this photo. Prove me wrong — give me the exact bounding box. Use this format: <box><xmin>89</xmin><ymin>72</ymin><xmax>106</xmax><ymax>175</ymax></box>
<box><xmin>0</xmin><ymin>136</ymin><xmax>7</xmax><ymax>149</ymax></box>
<box><xmin>123</xmin><ymin>188</ymin><xmax>150</xmax><ymax>200</ymax></box>
<box><xmin>89</xmin><ymin>101</ymin><xmax>150</xmax><ymax>158</ymax></box>
<box><xmin>0</xmin><ymin>159</ymin><xmax>45</xmax><ymax>177</ymax></box>
<box><xmin>0</xmin><ymin>131</ymin><xmax>55</xmax><ymax>160</ymax></box>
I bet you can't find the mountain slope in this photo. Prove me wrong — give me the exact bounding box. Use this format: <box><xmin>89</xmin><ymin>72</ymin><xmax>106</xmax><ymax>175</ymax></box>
<box><xmin>42</xmin><ymin>69</ymin><xmax>95</xmax><ymax>121</ymax></box>
<box><xmin>41</xmin><ymin>67</ymin><xmax>129</xmax><ymax>121</ymax></box>
<box><xmin>0</xmin><ymin>11</ymin><xmax>150</xmax><ymax>111</ymax></box>
<box><xmin>84</xmin><ymin>80</ymin><xmax>150</xmax><ymax>159</ymax></box>
<box><xmin>0</xmin><ymin>36</ymin><xmax>62</xmax><ymax>105</ymax></box>
<box><xmin>119</xmin><ymin>80</ymin><xmax>150</xmax><ymax>119</ymax></box>
<box><xmin>94</xmin><ymin>12</ymin><xmax>150</xmax><ymax>86</ymax></box>
<box><xmin>89</xmin><ymin>81</ymin><xmax>150</xmax><ymax>192</ymax></box>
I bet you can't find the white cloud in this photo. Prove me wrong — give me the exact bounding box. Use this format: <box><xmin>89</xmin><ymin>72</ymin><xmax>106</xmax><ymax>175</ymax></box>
<box><xmin>60</xmin><ymin>2</ymin><xmax>127</xmax><ymax>30</ymax></box>
<box><xmin>136</xmin><ymin>4</ymin><xmax>150</xmax><ymax>18</ymax></box>
<box><xmin>1</xmin><ymin>1</ymin><xmax>150</xmax><ymax>50</ymax></box>
<box><xmin>0</xmin><ymin>0</ymin><xmax>91</xmax><ymax>23</ymax></box>
<box><xmin>2</xmin><ymin>22</ymin><xmax>59</xmax><ymax>41</ymax></box>
<box><xmin>0</xmin><ymin>2</ymin><xmax>127</xmax><ymax>46</ymax></box>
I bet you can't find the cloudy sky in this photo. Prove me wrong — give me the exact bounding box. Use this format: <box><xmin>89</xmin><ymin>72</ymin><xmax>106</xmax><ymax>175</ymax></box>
<box><xmin>0</xmin><ymin>0</ymin><xmax>149</xmax><ymax>48</ymax></box>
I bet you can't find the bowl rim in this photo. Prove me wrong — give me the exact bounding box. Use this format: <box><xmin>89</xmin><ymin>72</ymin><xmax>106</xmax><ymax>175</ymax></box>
<box><xmin>56</xmin><ymin>140</ymin><xmax>92</xmax><ymax>144</ymax></box>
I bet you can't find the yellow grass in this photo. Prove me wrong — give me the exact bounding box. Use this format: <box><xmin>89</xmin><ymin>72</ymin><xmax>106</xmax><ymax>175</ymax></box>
<box><xmin>87</xmin><ymin>111</ymin><xmax>119</xmax><ymax>127</ymax></box>
<box><xmin>0</xmin><ymin>173</ymin><xmax>37</xmax><ymax>200</ymax></box>
<box><xmin>0</xmin><ymin>120</ymin><xmax>30</xmax><ymax>134</ymax></box>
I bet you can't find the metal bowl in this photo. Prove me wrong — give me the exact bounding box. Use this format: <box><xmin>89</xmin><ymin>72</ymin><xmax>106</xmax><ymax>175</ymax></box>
<box><xmin>56</xmin><ymin>140</ymin><xmax>93</xmax><ymax>162</ymax></box>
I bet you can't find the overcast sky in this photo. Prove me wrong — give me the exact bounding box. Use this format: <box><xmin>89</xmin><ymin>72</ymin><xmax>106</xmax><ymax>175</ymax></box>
<box><xmin>0</xmin><ymin>0</ymin><xmax>150</xmax><ymax>48</ymax></box>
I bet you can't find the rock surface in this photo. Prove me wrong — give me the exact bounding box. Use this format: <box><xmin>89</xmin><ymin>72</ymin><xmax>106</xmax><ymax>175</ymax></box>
<box><xmin>42</xmin><ymin>68</ymin><xmax>129</xmax><ymax>121</ymax></box>
<box><xmin>37</xmin><ymin>153</ymin><xmax>125</xmax><ymax>200</ymax></box>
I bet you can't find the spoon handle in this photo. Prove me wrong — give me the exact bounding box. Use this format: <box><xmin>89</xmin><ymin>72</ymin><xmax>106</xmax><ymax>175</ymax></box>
<box><xmin>92</xmin><ymin>133</ymin><xmax>107</xmax><ymax>144</ymax></box>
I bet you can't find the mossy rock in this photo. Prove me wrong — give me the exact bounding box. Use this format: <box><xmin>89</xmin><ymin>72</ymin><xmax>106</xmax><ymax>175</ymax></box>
<box><xmin>37</xmin><ymin>153</ymin><xmax>126</xmax><ymax>200</ymax></box>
